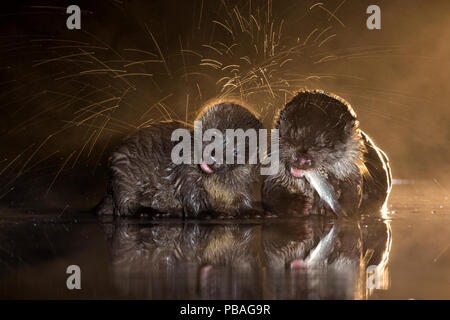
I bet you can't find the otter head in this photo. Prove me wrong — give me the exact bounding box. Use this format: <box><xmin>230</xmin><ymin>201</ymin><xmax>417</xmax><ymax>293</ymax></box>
<box><xmin>195</xmin><ymin>102</ymin><xmax>263</xmax><ymax>178</ymax></box>
<box><xmin>276</xmin><ymin>90</ymin><xmax>361</xmax><ymax>179</ymax></box>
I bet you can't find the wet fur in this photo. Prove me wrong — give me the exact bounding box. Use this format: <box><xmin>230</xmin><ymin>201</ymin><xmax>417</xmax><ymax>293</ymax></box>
<box><xmin>262</xmin><ymin>90</ymin><xmax>391</xmax><ymax>217</ymax></box>
<box><xmin>97</xmin><ymin>102</ymin><xmax>263</xmax><ymax>217</ymax></box>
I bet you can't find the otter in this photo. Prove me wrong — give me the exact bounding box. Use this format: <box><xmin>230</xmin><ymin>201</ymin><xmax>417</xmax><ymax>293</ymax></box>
<box><xmin>262</xmin><ymin>90</ymin><xmax>392</xmax><ymax>217</ymax></box>
<box><xmin>96</xmin><ymin>102</ymin><xmax>263</xmax><ymax>217</ymax></box>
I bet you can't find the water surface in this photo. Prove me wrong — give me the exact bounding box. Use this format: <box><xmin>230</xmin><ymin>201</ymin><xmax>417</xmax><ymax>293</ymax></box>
<box><xmin>0</xmin><ymin>180</ymin><xmax>448</xmax><ymax>299</ymax></box>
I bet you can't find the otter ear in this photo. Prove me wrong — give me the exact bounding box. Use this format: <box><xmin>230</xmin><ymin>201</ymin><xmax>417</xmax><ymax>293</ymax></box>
<box><xmin>276</xmin><ymin>112</ymin><xmax>287</xmax><ymax>129</ymax></box>
<box><xmin>344</xmin><ymin>118</ymin><xmax>358</xmax><ymax>133</ymax></box>
<box><xmin>278</xmin><ymin>115</ymin><xmax>293</xmax><ymax>138</ymax></box>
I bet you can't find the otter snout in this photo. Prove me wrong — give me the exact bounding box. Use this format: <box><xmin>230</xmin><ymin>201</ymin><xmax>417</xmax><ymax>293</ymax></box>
<box><xmin>293</xmin><ymin>153</ymin><xmax>313</xmax><ymax>169</ymax></box>
<box><xmin>200</xmin><ymin>157</ymin><xmax>226</xmax><ymax>174</ymax></box>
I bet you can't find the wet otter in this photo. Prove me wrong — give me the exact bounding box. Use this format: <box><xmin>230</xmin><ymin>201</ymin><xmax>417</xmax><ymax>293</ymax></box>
<box><xmin>262</xmin><ymin>90</ymin><xmax>392</xmax><ymax>217</ymax></box>
<box><xmin>97</xmin><ymin>102</ymin><xmax>263</xmax><ymax>217</ymax></box>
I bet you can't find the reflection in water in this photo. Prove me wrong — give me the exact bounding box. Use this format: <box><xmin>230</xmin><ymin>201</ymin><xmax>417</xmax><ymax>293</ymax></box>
<box><xmin>101</xmin><ymin>217</ymin><xmax>391</xmax><ymax>299</ymax></box>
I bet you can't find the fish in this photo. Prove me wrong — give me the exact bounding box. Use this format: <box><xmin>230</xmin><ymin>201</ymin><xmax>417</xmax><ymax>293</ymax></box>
<box><xmin>304</xmin><ymin>169</ymin><xmax>347</xmax><ymax>217</ymax></box>
<box><xmin>305</xmin><ymin>225</ymin><xmax>338</xmax><ymax>267</ymax></box>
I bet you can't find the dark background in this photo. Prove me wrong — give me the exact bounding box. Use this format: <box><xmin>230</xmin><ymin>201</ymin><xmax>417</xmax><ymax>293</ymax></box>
<box><xmin>0</xmin><ymin>0</ymin><xmax>449</xmax><ymax>211</ymax></box>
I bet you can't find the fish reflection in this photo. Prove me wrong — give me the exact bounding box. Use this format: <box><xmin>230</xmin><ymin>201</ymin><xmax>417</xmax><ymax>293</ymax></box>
<box><xmin>101</xmin><ymin>217</ymin><xmax>391</xmax><ymax>299</ymax></box>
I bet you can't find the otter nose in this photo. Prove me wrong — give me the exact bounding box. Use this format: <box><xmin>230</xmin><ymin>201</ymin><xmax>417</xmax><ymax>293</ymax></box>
<box><xmin>299</xmin><ymin>157</ymin><xmax>311</xmax><ymax>166</ymax></box>
<box><xmin>207</xmin><ymin>156</ymin><xmax>224</xmax><ymax>170</ymax></box>
<box><xmin>295</xmin><ymin>154</ymin><xmax>312</xmax><ymax>168</ymax></box>
<box><xmin>211</xmin><ymin>159</ymin><xmax>223</xmax><ymax>170</ymax></box>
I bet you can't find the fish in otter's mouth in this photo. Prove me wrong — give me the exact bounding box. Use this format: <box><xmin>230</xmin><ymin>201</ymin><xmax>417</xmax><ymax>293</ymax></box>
<box><xmin>262</xmin><ymin>90</ymin><xmax>392</xmax><ymax>218</ymax></box>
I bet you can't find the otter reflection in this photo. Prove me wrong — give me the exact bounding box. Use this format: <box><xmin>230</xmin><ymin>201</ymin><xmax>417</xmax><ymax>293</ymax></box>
<box><xmin>102</xmin><ymin>217</ymin><xmax>391</xmax><ymax>299</ymax></box>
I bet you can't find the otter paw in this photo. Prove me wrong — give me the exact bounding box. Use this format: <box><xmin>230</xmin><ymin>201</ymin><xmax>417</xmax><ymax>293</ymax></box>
<box><xmin>264</xmin><ymin>212</ymin><xmax>279</xmax><ymax>218</ymax></box>
<box><xmin>114</xmin><ymin>203</ymin><xmax>139</xmax><ymax>217</ymax></box>
<box><xmin>244</xmin><ymin>211</ymin><xmax>263</xmax><ymax>219</ymax></box>
<box><xmin>217</xmin><ymin>213</ymin><xmax>235</xmax><ymax>219</ymax></box>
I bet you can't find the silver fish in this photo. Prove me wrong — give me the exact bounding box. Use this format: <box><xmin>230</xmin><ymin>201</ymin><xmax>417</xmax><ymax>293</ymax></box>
<box><xmin>305</xmin><ymin>225</ymin><xmax>338</xmax><ymax>267</ymax></box>
<box><xmin>304</xmin><ymin>169</ymin><xmax>346</xmax><ymax>217</ymax></box>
